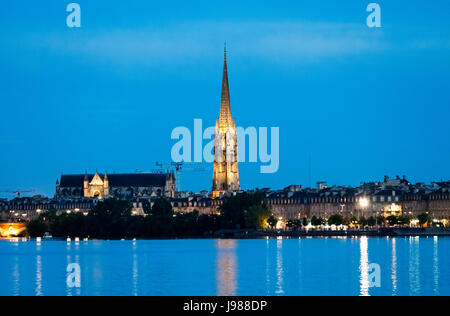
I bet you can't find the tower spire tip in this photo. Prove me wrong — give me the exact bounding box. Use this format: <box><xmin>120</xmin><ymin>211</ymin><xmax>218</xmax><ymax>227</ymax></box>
<box><xmin>224</xmin><ymin>42</ymin><xmax>227</xmax><ymax>61</ymax></box>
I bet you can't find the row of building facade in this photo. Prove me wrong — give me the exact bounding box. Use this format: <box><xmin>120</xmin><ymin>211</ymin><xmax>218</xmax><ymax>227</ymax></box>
<box><xmin>1</xmin><ymin>175</ymin><xmax>449</xmax><ymax>226</ymax></box>
<box><xmin>267</xmin><ymin>176</ymin><xmax>450</xmax><ymax>224</ymax></box>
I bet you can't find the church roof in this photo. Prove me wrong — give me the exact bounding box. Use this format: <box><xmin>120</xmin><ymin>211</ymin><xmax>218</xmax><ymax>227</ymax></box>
<box><xmin>59</xmin><ymin>173</ymin><xmax>167</xmax><ymax>188</ymax></box>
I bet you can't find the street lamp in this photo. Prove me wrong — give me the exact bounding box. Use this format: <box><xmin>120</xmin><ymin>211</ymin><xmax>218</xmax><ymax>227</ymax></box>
<box><xmin>359</xmin><ymin>197</ymin><xmax>369</xmax><ymax>208</ymax></box>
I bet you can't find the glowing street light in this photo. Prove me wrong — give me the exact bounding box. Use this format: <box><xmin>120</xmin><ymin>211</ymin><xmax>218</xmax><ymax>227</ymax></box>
<box><xmin>276</xmin><ymin>217</ymin><xmax>284</xmax><ymax>230</ymax></box>
<box><xmin>359</xmin><ymin>197</ymin><xmax>369</xmax><ymax>208</ymax></box>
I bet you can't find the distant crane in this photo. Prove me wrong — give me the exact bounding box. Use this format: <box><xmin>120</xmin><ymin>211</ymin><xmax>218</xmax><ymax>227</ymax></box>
<box><xmin>154</xmin><ymin>162</ymin><xmax>184</xmax><ymax>190</ymax></box>
<box><xmin>0</xmin><ymin>189</ymin><xmax>36</xmax><ymax>198</ymax></box>
<box><xmin>154</xmin><ymin>162</ymin><xmax>172</xmax><ymax>174</ymax></box>
<box><xmin>153</xmin><ymin>162</ymin><xmax>212</xmax><ymax>192</ymax></box>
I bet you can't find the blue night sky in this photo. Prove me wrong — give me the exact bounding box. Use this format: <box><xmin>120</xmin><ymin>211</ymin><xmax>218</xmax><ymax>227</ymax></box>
<box><xmin>0</xmin><ymin>0</ymin><xmax>449</xmax><ymax>198</ymax></box>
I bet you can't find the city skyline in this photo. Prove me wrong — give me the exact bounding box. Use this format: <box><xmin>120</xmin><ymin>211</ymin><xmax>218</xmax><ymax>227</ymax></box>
<box><xmin>1</xmin><ymin>0</ymin><xmax>450</xmax><ymax>198</ymax></box>
<box><xmin>1</xmin><ymin>1</ymin><xmax>450</xmax><ymax>299</ymax></box>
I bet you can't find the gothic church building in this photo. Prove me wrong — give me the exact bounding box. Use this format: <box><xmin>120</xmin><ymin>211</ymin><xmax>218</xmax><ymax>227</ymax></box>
<box><xmin>56</xmin><ymin>171</ymin><xmax>176</xmax><ymax>199</ymax></box>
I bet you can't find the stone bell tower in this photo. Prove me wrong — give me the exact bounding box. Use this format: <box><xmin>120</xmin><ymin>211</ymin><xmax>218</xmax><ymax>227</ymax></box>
<box><xmin>212</xmin><ymin>47</ymin><xmax>240</xmax><ymax>198</ymax></box>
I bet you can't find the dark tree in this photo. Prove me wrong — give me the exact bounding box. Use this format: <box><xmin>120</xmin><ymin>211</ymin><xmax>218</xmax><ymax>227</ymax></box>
<box><xmin>311</xmin><ymin>216</ymin><xmax>325</xmax><ymax>226</ymax></box>
<box><xmin>91</xmin><ymin>198</ymin><xmax>132</xmax><ymax>218</ymax></box>
<box><xmin>302</xmin><ymin>217</ymin><xmax>308</xmax><ymax>227</ymax></box>
<box><xmin>418</xmin><ymin>213</ymin><xmax>432</xmax><ymax>227</ymax></box>
<box><xmin>245</xmin><ymin>205</ymin><xmax>271</xmax><ymax>229</ymax></box>
<box><xmin>27</xmin><ymin>220</ymin><xmax>48</xmax><ymax>237</ymax></box>
<box><xmin>142</xmin><ymin>200</ymin><xmax>152</xmax><ymax>215</ymax></box>
<box><xmin>367</xmin><ymin>216</ymin><xmax>377</xmax><ymax>227</ymax></box>
<box><xmin>376</xmin><ymin>216</ymin><xmax>386</xmax><ymax>226</ymax></box>
<box><xmin>359</xmin><ymin>216</ymin><xmax>368</xmax><ymax>227</ymax></box>
<box><xmin>386</xmin><ymin>215</ymin><xmax>399</xmax><ymax>226</ymax></box>
<box><xmin>151</xmin><ymin>198</ymin><xmax>174</xmax><ymax>221</ymax></box>
<box><xmin>219</xmin><ymin>192</ymin><xmax>269</xmax><ymax>229</ymax></box>
<box><xmin>267</xmin><ymin>215</ymin><xmax>278</xmax><ymax>229</ymax></box>
<box><xmin>398</xmin><ymin>215</ymin><xmax>411</xmax><ymax>226</ymax></box>
<box><xmin>328</xmin><ymin>214</ymin><xmax>344</xmax><ymax>226</ymax></box>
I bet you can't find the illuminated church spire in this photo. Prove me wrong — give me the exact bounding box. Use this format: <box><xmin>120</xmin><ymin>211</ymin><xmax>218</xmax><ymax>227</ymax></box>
<box><xmin>212</xmin><ymin>46</ymin><xmax>240</xmax><ymax>198</ymax></box>
<box><xmin>219</xmin><ymin>45</ymin><xmax>233</xmax><ymax>130</ymax></box>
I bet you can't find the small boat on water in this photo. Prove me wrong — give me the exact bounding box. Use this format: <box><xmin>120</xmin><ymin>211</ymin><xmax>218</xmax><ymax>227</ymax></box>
<box><xmin>43</xmin><ymin>232</ymin><xmax>53</xmax><ymax>239</ymax></box>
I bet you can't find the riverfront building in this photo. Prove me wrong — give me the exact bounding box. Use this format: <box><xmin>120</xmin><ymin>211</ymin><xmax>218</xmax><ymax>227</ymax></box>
<box><xmin>1</xmin><ymin>176</ymin><xmax>449</xmax><ymax>227</ymax></box>
<box><xmin>266</xmin><ymin>176</ymin><xmax>450</xmax><ymax>225</ymax></box>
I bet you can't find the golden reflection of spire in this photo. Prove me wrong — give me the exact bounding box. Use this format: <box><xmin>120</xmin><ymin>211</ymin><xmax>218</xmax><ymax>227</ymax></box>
<box><xmin>408</xmin><ymin>237</ymin><xmax>420</xmax><ymax>296</ymax></box>
<box><xmin>215</xmin><ymin>239</ymin><xmax>237</xmax><ymax>296</ymax></box>
<box><xmin>433</xmin><ymin>237</ymin><xmax>439</xmax><ymax>295</ymax></box>
<box><xmin>391</xmin><ymin>238</ymin><xmax>397</xmax><ymax>296</ymax></box>
<box><xmin>359</xmin><ymin>236</ymin><xmax>370</xmax><ymax>296</ymax></box>
<box><xmin>275</xmin><ymin>237</ymin><xmax>284</xmax><ymax>295</ymax></box>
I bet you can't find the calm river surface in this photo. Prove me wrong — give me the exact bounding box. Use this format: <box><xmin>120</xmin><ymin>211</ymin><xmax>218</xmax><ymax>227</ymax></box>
<box><xmin>0</xmin><ymin>237</ymin><xmax>448</xmax><ymax>296</ymax></box>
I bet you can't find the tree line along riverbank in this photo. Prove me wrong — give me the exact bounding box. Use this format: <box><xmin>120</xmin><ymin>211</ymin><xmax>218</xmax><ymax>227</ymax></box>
<box><xmin>23</xmin><ymin>192</ymin><xmax>445</xmax><ymax>239</ymax></box>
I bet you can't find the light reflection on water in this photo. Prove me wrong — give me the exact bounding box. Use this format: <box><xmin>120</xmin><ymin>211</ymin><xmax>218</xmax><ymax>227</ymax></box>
<box><xmin>12</xmin><ymin>256</ymin><xmax>19</xmax><ymax>296</ymax></box>
<box><xmin>391</xmin><ymin>238</ymin><xmax>397</xmax><ymax>296</ymax></box>
<box><xmin>133</xmin><ymin>241</ymin><xmax>138</xmax><ymax>296</ymax></box>
<box><xmin>265</xmin><ymin>238</ymin><xmax>270</xmax><ymax>295</ymax></box>
<box><xmin>35</xmin><ymin>256</ymin><xmax>42</xmax><ymax>296</ymax></box>
<box><xmin>359</xmin><ymin>236</ymin><xmax>370</xmax><ymax>296</ymax></box>
<box><xmin>433</xmin><ymin>237</ymin><xmax>439</xmax><ymax>296</ymax></box>
<box><xmin>0</xmin><ymin>237</ymin><xmax>448</xmax><ymax>296</ymax></box>
<box><xmin>409</xmin><ymin>237</ymin><xmax>421</xmax><ymax>296</ymax></box>
<box><xmin>215</xmin><ymin>239</ymin><xmax>237</xmax><ymax>296</ymax></box>
<box><xmin>275</xmin><ymin>237</ymin><xmax>284</xmax><ymax>295</ymax></box>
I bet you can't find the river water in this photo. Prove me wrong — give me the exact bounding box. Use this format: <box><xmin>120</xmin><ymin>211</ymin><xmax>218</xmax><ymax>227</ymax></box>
<box><xmin>0</xmin><ymin>237</ymin><xmax>448</xmax><ymax>296</ymax></box>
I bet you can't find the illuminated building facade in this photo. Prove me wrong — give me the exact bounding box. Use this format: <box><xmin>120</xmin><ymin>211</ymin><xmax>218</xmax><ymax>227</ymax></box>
<box><xmin>1</xmin><ymin>176</ymin><xmax>449</xmax><ymax>227</ymax></box>
<box><xmin>55</xmin><ymin>171</ymin><xmax>176</xmax><ymax>199</ymax></box>
<box><xmin>212</xmin><ymin>49</ymin><xmax>240</xmax><ymax>198</ymax></box>
<box><xmin>266</xmin><ymin>177</ymin><xmax>450</xmax><ymax>226</ymax></box>
<box><xmin>0</xmin><ymin>223</ymin><xmax>26</xmax><ymax>237</ymax></box>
